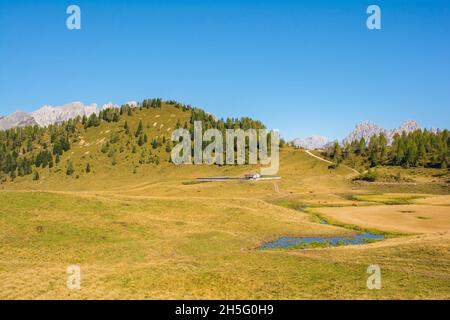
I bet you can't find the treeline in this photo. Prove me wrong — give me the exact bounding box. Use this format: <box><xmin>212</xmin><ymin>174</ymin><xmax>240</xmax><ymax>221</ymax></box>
<box><xmin>188</xmin><ymin>108</ymin><xmax>266</xmax><ymax>133</ymax></box>
<box><xmin>181</xmin><ymin>108</ymin><xmax>270</xmax><ymax>164</ymax></box>
<box><xmin>82</xmin><ymin>104</ymin><xmax>135</xmax><ymax>128</ymax></box>
<box><xmin>0</xmin><ymin>120</ymin><xmax>75</xmax><ymax>180</ymax></box>
<box><xmin>325</xmin><ymin>129</ymin><xmax>449</xmax><ymax>169</ymax></box>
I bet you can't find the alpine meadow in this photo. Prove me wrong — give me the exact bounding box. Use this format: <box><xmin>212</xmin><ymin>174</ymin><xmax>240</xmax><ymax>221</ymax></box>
<box><xmin>0</xmin><ymin>100</ymin><xmax>449</xmax><ymax>299</ymax></box>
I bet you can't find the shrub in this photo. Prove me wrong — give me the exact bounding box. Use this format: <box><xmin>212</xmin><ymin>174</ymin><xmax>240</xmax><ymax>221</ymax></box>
<box><xmin>32</xmin><ymin>171</ymin><xmax>39</xmax><ymax>181</ymax></box>
<box><xmin>353</xmin><ymin>169</ymin><xmax>378</xmax><ymax>182</ymax></box>
<box><xmin>66</xmin><ymin>160</ymin><xmax>74</xmax><ymax>176</ymax></box>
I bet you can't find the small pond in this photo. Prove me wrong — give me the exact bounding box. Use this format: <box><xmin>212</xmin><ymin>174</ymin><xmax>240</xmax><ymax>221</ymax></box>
<box><xmin>261</xmin><ymin>233</ymin><xmax>385</xmax><ymax>249</ymax></box>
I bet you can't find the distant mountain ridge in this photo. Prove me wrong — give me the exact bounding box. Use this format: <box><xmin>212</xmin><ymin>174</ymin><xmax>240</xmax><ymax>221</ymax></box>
<box><xmin>0</xmin><ymin>111</ymin><xmax>39</xmax><ymax>130</ymax></box>
<box><xmin>343</xmin><ymin>120</ymin><xmax>420</xmax><ymax>145</ymax></box>
<box><xmin>0</xmin><ymin>101</ymin><xmax>137</xmax><ymax>130</ymax></box>
<box><xmin>292</xmin><ymin>120</ymin><xmax>421</xmax><ymax>150</ymax></box>
<box><xmin>291</xmin><ymin>135</ymin><xmax>329</xmax><ymax>150</ymax></box>
<box><xmin>31</xmin><ymin>102</ymin><xmax>101</xmax><ymax>127</ymax></box>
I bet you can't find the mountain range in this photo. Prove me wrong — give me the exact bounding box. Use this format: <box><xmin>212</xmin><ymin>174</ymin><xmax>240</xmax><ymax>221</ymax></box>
<box><xmin>342</xmin><ymin>120</ymin><xmax>420</xmax><ymax>146</ymax></box>
<box><xmin>291</xmin><ymin>135</ymin><xmax>329</xmax><ymax>150</ymax></box>
<box><xmin>0</xmin><ymin>101</ymin><xmax>138</xmax><ymax>130</ymax></box>
<box><xmin>292</xmin><ymin>120</ymin><xmax>421</xmax><ymax>150</ymax></box>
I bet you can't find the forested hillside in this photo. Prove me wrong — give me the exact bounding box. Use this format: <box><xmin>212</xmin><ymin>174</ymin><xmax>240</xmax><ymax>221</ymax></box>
<box><xmin>325</xmin><ymin>130</ymin><xmax>449</xmax><ymax>170</ymax></box>
<box><xmin>0</xmin><ymin>99</ymin><xmax>266</xmax><ymax>182</ymax></box>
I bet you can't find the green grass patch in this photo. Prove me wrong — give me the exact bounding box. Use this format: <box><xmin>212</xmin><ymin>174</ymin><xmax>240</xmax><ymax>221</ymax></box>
<box><xmin>352</xmin><ymin>193</ymin><xmax>428</xmax><ymax>205</ymax></box>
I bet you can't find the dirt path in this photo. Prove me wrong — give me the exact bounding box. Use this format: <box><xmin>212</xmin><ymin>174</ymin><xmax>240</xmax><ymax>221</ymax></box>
<box><xmin>273</xmin><ymin>182</ymin><xmax>290</xmax><ymax>195</ymax></box>
<box><xmin>304</xmin><ymin>150</ymin><xmax>359</xmax><ymax>175</ymax></box>
<box><xmin>273</xmin><ymin>183</ymin><xmax>280</xmax><ymax>193</ymax></box>
<box><xmin>305</xmin><ymin>150</ymin><xmax>333</xmax><ymax>164</ymax></box>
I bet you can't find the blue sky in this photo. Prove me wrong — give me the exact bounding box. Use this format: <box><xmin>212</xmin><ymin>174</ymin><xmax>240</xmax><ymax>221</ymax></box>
<box><xmin>0</xmin><ymin>0</ymin><xmax>449</xmax><ymax>140</ymax></box>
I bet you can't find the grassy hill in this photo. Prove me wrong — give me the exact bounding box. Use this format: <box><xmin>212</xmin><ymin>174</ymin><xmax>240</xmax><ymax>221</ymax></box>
<box><xmin>1</xmin><ymin>101</ymin><xmax>270</xmax><ymax>190</ymax></box>
<box><xmin>1</xmin><ymin>102</ymin><xmax>190</xmax><ymax>186</ymax></box>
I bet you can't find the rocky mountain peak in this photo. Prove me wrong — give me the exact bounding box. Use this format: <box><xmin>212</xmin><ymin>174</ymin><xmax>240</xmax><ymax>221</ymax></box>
<box><xmin>291</xmin><ymin>135</ymin><xmax>329</xmax><ymax>150</ymax></box>
<box><xmin>31</xmin><ymin>102</ymin><xmax>100</xmax><ymax>127</ymax></box>
<box><xmin>0</xmin><ymin>111</ymin><xmax>38</xmax><ymax>130</ymax></box>
<box><xmin>344</xmin><ymin>120</ymin><xmax>421</xmax><ymax>145</ymax></box>
<box><xmin>397</xmin><ymin>120</ymin><xmax>419</xmax><ymax>133</ymax></box>
<box><xmin>291</xmin><ymin>120</ymin><xmax>423</xmax><ymax>149</ymax></box>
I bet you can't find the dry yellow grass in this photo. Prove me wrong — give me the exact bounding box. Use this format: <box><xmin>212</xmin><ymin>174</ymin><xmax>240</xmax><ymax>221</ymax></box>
<box><xmin>414</xmin><ymin>195</ymin><xmax>450</xmax><ymax>206</ymax></box>
<box><xmin>317</xmin><ymin>205</ymin><xmax>450</xmax><ymax>234</ymax></box>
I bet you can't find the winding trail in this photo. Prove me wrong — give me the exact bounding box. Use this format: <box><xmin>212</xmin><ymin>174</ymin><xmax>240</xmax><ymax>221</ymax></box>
<box><xmin>273</xmin><ymin>182</ymin><xmax>289</xmax><ymax>195</ymax></box>
<box><xmin>304</xmin><ymin>150</ymin><xmax>360</xmax><ymax>175</ymax></box>
<box><xmin>273</xmin><ymin>183</ymin><xmax>280</xmax><ymax>193</ymax></box>
<box><xmin>305</xmin><ymin>150</ymin><xmax>333</xmax><ymax>164</ymax></box>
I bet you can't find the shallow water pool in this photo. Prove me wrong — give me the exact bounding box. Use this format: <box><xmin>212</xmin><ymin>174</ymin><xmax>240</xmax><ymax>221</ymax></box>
<box><xmin>261</xmin><ymin>233</ymin><xmax>385</xmax><ymax>249</ymax></box>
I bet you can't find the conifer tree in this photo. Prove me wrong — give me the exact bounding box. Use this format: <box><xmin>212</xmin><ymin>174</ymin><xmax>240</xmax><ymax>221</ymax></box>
<box><xmin>66</xmin><ymin>160</ymin><xmax>74</xmax><ymax>176</ymax></box>
<box><xmin>135</xmin><ymin>120</ymin><xmax>143</xmax><ymax>137</ymax></box>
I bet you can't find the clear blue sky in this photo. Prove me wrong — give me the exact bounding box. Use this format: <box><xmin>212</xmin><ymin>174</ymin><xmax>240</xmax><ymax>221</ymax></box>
<box><xmin>0</xmin><ymin>0</ymin><xmax>449</xmax><ymax>140</ymax></box>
